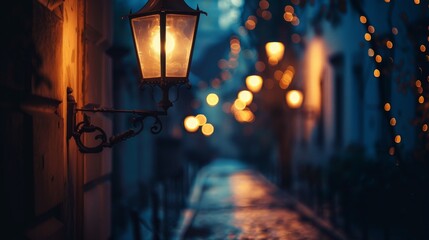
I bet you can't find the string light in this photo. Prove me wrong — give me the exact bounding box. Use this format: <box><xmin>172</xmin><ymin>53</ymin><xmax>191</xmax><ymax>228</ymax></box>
<box><xmin>386</xmin><ymin>40</ymin><xmax>393</xmax><ymax>49</ymax></box>
<box><xmin>389</xmin><ymin>147</ymin><xmax>395</xmax><ymax>156</ymax></box>
<box><xmin>368</xmin><ymin>25</ymin><xmax>375</xmax><ymax>33</ymax></box>
<box><xmin>423</xmin><ymin>124</ymin><xmax>428</xmax><ymax>132</ymax></box>
<box><xmin>206</xmin><ymin>93</ymin><xmax>219</xmax><ymax>106</ymax></box>
<box><xmin>392</xmin><ymin>27</ymin><xmax>398</xmax><ymax>35</ymax></box>
<box><xmin>394</xmin><ymin>135</ymin><xmax>402</xmax><ymax>144</ymax></box>
<box><xmin>375</xmin><ymin>55</ymin><xmax>383</xmax><ymax>63</ymax></box>
<box><xmin>201</xmin><ymin>123</ymin><xmax>214</xmax><ymax>136</ymax></box>
<box><xmin>360</xmin><ymin>16</ymin><xmax>367</xmax><ymax>24</ymax></box>
<box><xmin>374</xmin><ymin>69</ymin><xmax>381</xmax><ymax>78</ymax></box>
<box><xmin>418</xmin><ymin>96</ymin><xmax>425</xmax><ymax>104</ymax></box>
<box><xmin>416</xmin><ymin>80</ymin><xmax>422</xmax><ymax>88</ymax></box>
<box><xmin>384</xmin><ymin>103</ymin><xmax>391</xmax><ymax>111</ymax></box>
<box><xmin>365</xmin><ymin>33</ymin><xmax>372</xmax><ymax>41</ymax></box>
<box><xmin>390</xmin><ymin>117</ymin><xmax>397</xmax><ymax>126</ymax></box>
<box><xmin>368</xmin><ymin>48</ymin><xmax>375</xmax><ymax>57</ymax></box>
<box><xmin>420</xmin><ymin>44</ymin><xmax>427</xmax><ymax>52</ymax></box>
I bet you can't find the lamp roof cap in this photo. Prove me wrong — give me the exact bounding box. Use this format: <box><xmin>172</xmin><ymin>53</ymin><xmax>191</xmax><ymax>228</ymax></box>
<box><xmin>129</xmin><ymin>0</ymin><xmax>206</xmax><ymax>17</ymax></box>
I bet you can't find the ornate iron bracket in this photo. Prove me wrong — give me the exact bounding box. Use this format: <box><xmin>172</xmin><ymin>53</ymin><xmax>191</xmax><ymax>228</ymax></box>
<box><xmin>67</xmin><ymin>87</ymin><xmax>166</xmax><ymax>153</ymax></box>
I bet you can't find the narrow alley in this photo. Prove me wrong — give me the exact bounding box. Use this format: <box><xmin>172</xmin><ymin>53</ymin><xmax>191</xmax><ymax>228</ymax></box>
<box><xmin>2</xmin><ymin>0</ymin><xmax>428</xmax><ymax>239</ymax></box>
<box><xmin>176</xmin><ymin>159</ymin><xmax>344</xmax><ymax>240</ymax></box>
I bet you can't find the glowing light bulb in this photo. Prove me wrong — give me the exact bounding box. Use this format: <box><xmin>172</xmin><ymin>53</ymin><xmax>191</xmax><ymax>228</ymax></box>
<box><xmin>151</xmin><ymin>28</ymin><xmax>176</xmax><ymax>54</ymax></box>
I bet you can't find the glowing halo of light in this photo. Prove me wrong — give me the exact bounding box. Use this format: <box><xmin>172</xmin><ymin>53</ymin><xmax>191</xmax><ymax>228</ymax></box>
<box><xmin>184</xmin><ymin>116</ymin><xmax>199</xmax><ymax>132</ymax></box>
<box><xmin>286</xmin><ymin>90</ymin><xmax>304</xmax><ymax>109</ymax></box>
<box><xmin>246</xmin><ymin>75</ymin><xmax>263</xmax><ymax>93</ymax></box>
<box><xmin>201</xmin><ymin>123</ymin><xmax>214</xmax><ymax>136</ymax></box>
<box><xmin>238</xmin><ymin>90</ymin><xmax>253</xmax><ymax>106</ymax></box>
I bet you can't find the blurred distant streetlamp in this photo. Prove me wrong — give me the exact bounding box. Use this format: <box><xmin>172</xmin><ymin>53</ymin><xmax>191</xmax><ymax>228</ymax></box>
<box><xmin>238</xmin><ymin>90</ymin><xmax>253</xmax><ymax>106</ymax></box>
<box><xmin>265</xmin><ymin>42</ymin><xmax>285</xmax><ymax>65</ymax></box>
<box><xmin>286</xmin><ymin>90</ymin><xmax>303</xmax><ymax>109</ymax></box>
<box><xmin>184</xmin><ymin>116</ymin><xmax>200</xmax><ymax>132</ymax></box>
<box><xmin>195</xmin><ymin>114</ymin><xmax>207</xmax><ymax>126</ymax></box>
<box><xmin>246</xmin><ymin>75</ymin><xmax>263</xmax><ymax>93</ymax></box>
<box><xmin>67</xmin><ymin>0</ymin><xmax>206</xmax><ymax>153</ymax></box>
<box><xmin>201</xmin><ymin>123</ymin><xmax>215</xmax><ymax>136</ymax></box>
<box><xmin>206</xmin><ymin>93</ymin><xmax>220</xmax><ymax>106</ymax></box>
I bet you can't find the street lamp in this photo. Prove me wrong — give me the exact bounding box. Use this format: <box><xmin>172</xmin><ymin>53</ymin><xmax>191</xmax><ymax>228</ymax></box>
<box><xmin>67</xmin><ymin>0</ymin><xmax>206</xmax><ymax>153</ymax></box>
<box><xmin>129</xmin><ymin>0</ymin><xmax>205</xmax><ymax>110</ymax></box>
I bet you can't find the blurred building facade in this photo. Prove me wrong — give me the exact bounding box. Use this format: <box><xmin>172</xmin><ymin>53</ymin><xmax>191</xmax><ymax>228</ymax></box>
<box><xmin>1</xmin><ymin>0</ymin><xmax>113</xmax><ymax>239</ymax></box>
<box><xmin>282</xmin><ymin>1</ymin><xmax>429</xmax><ymax>239</ymax></box>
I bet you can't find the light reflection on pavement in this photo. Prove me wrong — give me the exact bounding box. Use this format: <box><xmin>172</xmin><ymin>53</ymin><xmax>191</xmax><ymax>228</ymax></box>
<box><xmin>179</xmin><ymin>159</ymin><xmax>334</xmax><ymax>240</ymax></box>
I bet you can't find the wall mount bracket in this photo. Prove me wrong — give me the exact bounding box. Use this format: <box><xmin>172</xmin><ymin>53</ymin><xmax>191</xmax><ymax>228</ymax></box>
<box><xmin>67</xmin><ymin>87</ymin><xmax>166</xmax><ymax>153</ymax></box>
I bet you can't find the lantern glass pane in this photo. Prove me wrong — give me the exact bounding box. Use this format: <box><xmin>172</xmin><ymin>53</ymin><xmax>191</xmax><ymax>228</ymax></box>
<box><xmin>131</xmin><ymin>15</ymin><xmax>161</xmax><ymax>79</ymax></box>
<box><xmin>166</xmin><ymin>14</ymin><xmax>197</xmax><ymax>77</ymax></box>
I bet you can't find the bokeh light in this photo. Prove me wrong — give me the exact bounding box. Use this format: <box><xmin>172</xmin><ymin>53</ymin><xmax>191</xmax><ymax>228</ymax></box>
<box><xmin>374</xmin><ymin>69</ymin><xmax>381</xmax><ymax>78</ymax></box>
<box><xmin>286</xmin><ymin>90</ymin><xmax>304</xmax><ymax>109</ymax></box>
<box><xmin>195</xmin><ymin>114</ymin><xmax>207</xmax><ymax>126</ymax></box>
<box><xmin>184</xmin><ymin>116</ymin><xmax>199</xmax><ymax>133</ymax></box>
<box><xmin>265</xmin><ymin>42</ymin><xmax>285</xmax><ymax>65</ymax></box>
<box><xmin>238</xmin><ymin>90</ymin><xmax>253</xmax><ymax>106</ymax></box>
<box><xmin>206</xmin><ymin>93</ymin><xmax>220</xmax><ymax>106</ymax></box>
<box><xmin>202</xmin><ymin>123</ymin><xmax>214</xmax><ymax>136</ymax></box>
<box><xmin>246</xmin><ymin>75</ymin><xmax>263</xmax><ymax>93</ymax></box>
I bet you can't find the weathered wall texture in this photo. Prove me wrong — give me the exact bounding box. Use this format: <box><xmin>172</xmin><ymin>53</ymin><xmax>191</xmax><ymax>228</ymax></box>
<box><xmin>1</xmin><ymin>0</ymin><xmax>112</xmax><ymax>239</ymax></box>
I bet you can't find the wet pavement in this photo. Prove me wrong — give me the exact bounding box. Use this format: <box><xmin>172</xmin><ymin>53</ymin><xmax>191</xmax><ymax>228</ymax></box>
<box><xmin>175</xmin><ymin>159</ymin><xmax>341</xmax><ymax>240</ymax></box>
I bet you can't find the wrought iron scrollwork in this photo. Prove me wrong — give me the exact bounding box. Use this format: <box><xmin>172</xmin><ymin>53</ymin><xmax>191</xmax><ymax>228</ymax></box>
<box><xmin>73</xmin><ymin>114</ymin><xmax>109</xmax><ymax>153</ymax></box>
<box><xmin>67</xmin><ymin>87</ymin><xmax>166</xmax><ymax>153</ymax></box>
